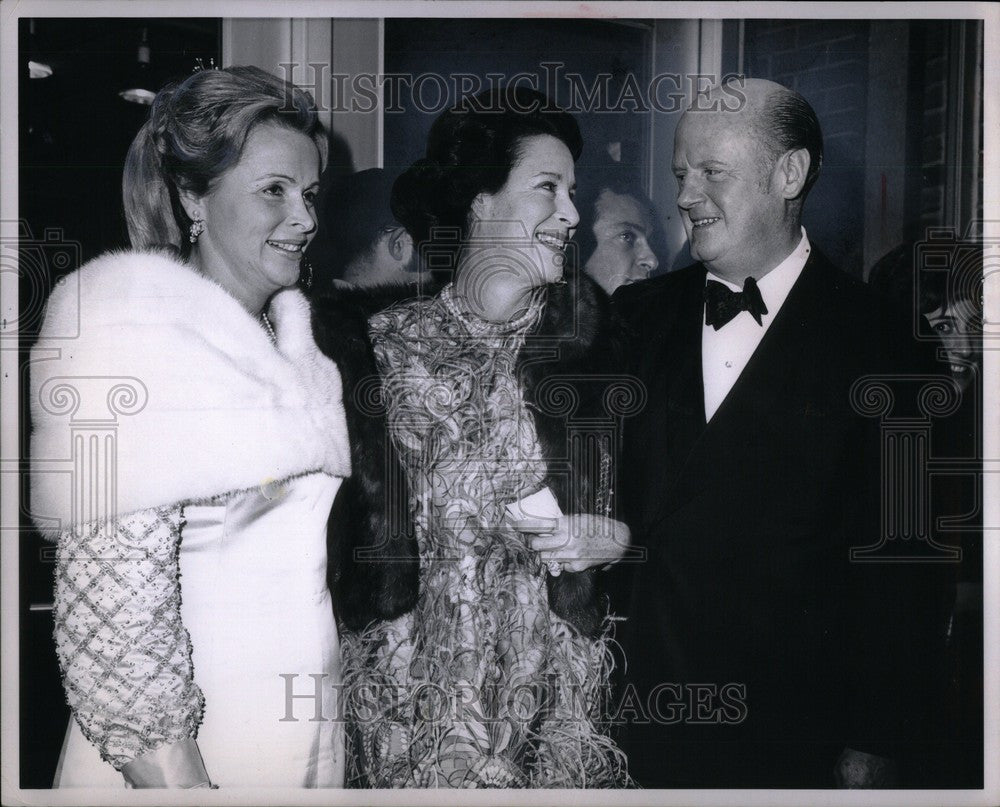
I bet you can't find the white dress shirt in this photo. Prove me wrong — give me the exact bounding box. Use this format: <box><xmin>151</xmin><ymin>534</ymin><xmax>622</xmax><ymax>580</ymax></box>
<box><xmin>702</xmin><ymin>229</ymin><xmax>811</xmax><ymax>421</ymax></box>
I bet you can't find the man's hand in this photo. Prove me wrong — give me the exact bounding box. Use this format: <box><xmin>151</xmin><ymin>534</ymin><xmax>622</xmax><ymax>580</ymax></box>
<box><xmin>834</xmin><ymin>747</ymin><xmax>898</xmax><ymax>788</ymax></box>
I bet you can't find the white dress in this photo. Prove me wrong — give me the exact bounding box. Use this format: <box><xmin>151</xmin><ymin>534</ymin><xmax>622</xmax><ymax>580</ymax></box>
<box><xmin>54</xmin><ymin>472</ymin><xmax>344</xmax><ymax>788</ymax></box>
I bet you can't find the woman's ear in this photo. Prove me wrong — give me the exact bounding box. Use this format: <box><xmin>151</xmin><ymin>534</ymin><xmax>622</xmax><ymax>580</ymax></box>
<box><xmin>177</xmin><ymin>188</ymin><xmax>204</xmax><ymax>223</ymax></box>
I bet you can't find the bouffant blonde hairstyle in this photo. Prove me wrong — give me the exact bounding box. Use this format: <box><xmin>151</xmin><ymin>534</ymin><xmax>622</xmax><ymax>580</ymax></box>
<box><xmin>123</xmin><ymin>65</ymin><xmax>327</xmax><ymax>254</ymax></box>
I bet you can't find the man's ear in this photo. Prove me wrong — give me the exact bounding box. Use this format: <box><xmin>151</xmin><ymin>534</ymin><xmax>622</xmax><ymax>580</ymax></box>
<box><xmin>386</xmin><ymin>226</ymin><xmax>414</xmax><ymax>264</ymax></box>
<box><xmin>177</xmin><ymin>188</ymin><xmax>204</xmax><ymax>223</ymax></box>
<box><xmin>775</xmin><ymin>148</ymin><xmax>810</xmax><ymax>200</ymax></box>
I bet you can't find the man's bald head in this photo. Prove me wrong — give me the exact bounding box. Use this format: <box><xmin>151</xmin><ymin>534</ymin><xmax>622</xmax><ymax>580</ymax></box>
<box><xmin>672</xmin><ymin>78</ymin><xmax>822</xmax><ymax>281</ymax></box>
<box><xmin>694</xmin><ymin>78</ymin><xmax>824</xmax><ymax>198</ymax></box>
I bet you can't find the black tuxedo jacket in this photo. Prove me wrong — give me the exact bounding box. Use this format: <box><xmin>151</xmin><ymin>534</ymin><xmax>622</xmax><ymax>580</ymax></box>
<box><xmin>609</xmin><ymin>251</ymin><xmax>950</xmax><ymax>788</ymax></box>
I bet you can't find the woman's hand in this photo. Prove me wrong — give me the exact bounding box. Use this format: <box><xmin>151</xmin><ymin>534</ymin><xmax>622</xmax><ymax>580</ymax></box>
<box><xmin>120</xmin><ymin>737</ymin><xmax>212</xmax><ymax>788</ymax></box>
<box><xmin>834</xmin><ymin>747</ymin><xmax>898</xmax><ymax>788</ymax></box>
<box><xmin>516</xmin><ymin>514</ymin><xmax>630</xmax><ymax>574</ymax></box>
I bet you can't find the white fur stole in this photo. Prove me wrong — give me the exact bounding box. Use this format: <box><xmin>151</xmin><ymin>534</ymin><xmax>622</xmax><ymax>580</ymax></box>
<box><xmin>29</xmin><ymin>249</ymin><xmax>351</xmax><ymax>539</ymax></box>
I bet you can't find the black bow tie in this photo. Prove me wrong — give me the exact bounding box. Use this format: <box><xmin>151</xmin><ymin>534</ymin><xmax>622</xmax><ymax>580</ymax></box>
<box><xmin>704</xmin><ymin>277</ymin><xmax>769</xmax><ymax>329</ymax></box>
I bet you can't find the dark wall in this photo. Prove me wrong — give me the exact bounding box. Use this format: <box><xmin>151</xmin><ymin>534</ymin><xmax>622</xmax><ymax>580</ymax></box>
<box><xmin>744</xmin><ymin>19</ymin><xmax>871</xmax><ymax>277</ymax></box>
<box><xmin>743</xmin><ymin>19</ymin><xmax>980</xmax><ymax>278</ymax></box>
<box><xmin>20</xmin><ymin>19</ymin><xmax>220</xmax><ymax>267</ymax></box>
<box><xmin>383</xmin><ymin>19</ymin><xmax>651</xmax><ymax>186</ymax></box>
<box><xmin>908</xmin><ymin>20</ymin><xmax>983</xmax><ymax>237</ymax></box>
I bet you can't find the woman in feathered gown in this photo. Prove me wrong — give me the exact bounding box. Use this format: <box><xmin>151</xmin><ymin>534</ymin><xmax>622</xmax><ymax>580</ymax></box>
<box><xmin>316</xmin><ymin>87</ymin><xmax>634</xmax><ymax>788</ymax></box>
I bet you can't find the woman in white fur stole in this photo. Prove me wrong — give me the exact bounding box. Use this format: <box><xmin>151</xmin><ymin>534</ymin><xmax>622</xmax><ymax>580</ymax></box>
<box><xmin>29</xmin><ymin>67</ymin><xmax>351</xmax><ymax>789</ymax></box>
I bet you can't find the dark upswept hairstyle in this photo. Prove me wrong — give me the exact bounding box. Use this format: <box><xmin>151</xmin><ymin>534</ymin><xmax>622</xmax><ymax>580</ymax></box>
<box><xmin>867</xmin><ymin>242</ymin><xmax>947</xmax><ymax>318</ymax></box>
<box><xmin>757</xmin><ymin>84</ymin><xmax>824</xmax><ymax>197</ymax></box>
<box><xmin>390</xmin><ymin>86</ymin><xmax>583</xmax><ymax>268</ymax></box>
<box><xmin>123</xmin><ymin>65</ymin><xmax>328</xmax><ymax>255</ymax></box>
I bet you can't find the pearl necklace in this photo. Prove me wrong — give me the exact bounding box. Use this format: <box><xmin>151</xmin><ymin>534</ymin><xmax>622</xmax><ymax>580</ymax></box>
<box><xmin>260</xmin><ymin>311</ymin><xmax>277</xmax><ymax>345</ymax></box>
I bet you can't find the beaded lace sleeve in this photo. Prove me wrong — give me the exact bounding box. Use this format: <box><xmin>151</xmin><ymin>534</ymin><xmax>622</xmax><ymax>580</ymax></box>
<box><xmin>53</xmin><ymin>506</ymin><xmax>205</xmax><ymax>770</ymax></box>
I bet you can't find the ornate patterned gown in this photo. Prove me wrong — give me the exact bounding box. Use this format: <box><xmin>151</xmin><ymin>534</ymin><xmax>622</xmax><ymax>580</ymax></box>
<box><xmin>340</xmin><ymin>285</ymin><xmax>627</xmax><ymax>788</ymax></box>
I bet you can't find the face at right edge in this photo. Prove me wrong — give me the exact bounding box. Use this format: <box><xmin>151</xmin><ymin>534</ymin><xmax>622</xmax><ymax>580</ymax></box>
<box><xmin>925</xmin><ymin>299</ymin><xmax>983</xmax><ymax>392</ymax></box>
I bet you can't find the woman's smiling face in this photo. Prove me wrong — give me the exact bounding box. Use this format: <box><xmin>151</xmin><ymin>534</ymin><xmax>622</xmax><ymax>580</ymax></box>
<box><xmin>186</xmin><ymin>120</ymin><xmax>321</xmax><ymax>312</ymax></box>
<box><xmin>466</xmin><ymin>134</ymin><xmax>579</xmax><ymax>291</ymax></box>
<box><xmin>925</xmin><ymin>298</ymin><xmax>982</xmax><ymax>390</ymax></box>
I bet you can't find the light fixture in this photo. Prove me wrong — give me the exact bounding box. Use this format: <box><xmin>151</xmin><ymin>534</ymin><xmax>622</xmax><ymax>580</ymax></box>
<box><xmin>28</xmin><ymin>61</ymin><xmax>53</xmax><ymax>79</ymax></box>
<box><xmin>27</xmin><ymin>19</ymin><xmax>53</xmax><ymax>79</ymax></box>
<box><xmin>119</xmin><ymin>27</ymin><xmax>155</xmax><ymax>105</ymax></box>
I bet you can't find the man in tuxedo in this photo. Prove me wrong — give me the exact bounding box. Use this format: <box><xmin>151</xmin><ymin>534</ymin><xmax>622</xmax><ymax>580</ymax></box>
<box><xmin>612</xmin><ymin>79</ymin><xmax>948</xmax><ymax>788</ymax></box>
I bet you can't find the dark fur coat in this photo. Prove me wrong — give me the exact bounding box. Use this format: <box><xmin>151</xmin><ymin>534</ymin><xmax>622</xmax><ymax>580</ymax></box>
<box><xmin>311</xmin><ymin>274</ymin><xmax>622</xmax><ymax>638</ymax></box>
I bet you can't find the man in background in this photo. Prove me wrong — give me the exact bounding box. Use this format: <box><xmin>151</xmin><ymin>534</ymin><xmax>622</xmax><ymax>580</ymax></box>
<box><xmin>573</xmin><ymin>164</ymin><xmax>662</xmax><ymax>295</ymax></box>
<box><xmin>307</xmin><ymin>168</ymin><xmax>427</xmax><ymax>291</ymax></box>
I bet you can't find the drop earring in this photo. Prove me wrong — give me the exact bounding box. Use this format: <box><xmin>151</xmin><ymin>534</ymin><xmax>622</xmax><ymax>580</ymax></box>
<box><xmin>189</xmin><ymin>218</ymin><xmax>205</xmax><ymax>244</ymax></box>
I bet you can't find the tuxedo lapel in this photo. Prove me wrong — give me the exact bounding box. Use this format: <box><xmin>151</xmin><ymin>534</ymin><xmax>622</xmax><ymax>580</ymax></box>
<box><xmin>644</xmin><ymin>266</ymin><xmax>708</xmax><ymax>497</ymax></box>
<box><xmin>655</xmin><ymin>255</ymin><xmax>828</xmax><ymax>518</ymax></box>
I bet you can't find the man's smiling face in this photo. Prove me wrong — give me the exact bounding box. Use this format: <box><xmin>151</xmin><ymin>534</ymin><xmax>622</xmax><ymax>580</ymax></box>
<box><xmin>672</xmin><ymin>109</ymin><xmax>789</xmax><ymax>279</ymax></box>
